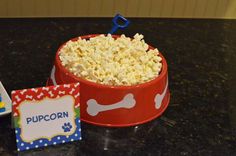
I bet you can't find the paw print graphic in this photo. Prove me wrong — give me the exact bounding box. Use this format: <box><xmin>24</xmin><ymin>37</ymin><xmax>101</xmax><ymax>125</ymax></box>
<box><xmin>62</xmin><ymin>122</ymin><xmax>72</xmax><ymax>132</ymax></box>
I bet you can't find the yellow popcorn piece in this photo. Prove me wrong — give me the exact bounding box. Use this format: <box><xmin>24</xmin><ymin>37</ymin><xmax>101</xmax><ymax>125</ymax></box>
<box><xmin>59</xmin><ymin>33</ymin><xmax>163</xmax><ymax>86</ymax></box>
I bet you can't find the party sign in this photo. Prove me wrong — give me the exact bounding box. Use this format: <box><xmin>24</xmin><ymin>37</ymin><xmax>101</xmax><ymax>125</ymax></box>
<box><xmin>11</xmin><ymin>83</ymin><xmax>81</xmax><ymax>151</ymax></box>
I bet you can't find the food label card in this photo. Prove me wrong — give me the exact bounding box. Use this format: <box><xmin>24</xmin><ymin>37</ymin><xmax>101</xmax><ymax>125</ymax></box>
<box><xmin>11</xmin><ymin>83</ymin><xmax>81</xmax><ymax>151</ymax></box>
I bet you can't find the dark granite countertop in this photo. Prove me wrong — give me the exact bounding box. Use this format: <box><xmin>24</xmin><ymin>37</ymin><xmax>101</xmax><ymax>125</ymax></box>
<box><xmin>0</xmin><ymin>18</ymin><xmax>236</xmax><ymax>156</ymax></box>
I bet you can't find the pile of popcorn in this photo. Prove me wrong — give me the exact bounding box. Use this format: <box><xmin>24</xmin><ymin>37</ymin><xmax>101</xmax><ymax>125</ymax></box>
<box><xmin>59</xmin><ymin>33</ymin><xmax>162</xmax><ymax>86</ymax></box>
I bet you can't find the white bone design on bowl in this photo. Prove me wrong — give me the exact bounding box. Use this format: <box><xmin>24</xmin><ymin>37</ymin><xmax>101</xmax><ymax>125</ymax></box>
<box><xmin>87</xmin><ymin>93</ymin><xmax>136</xmax><ymax>116</ymax></box>
<box><xmin>50</xmin><ymin>66</ymin><xmax>57</xmax><ymax>85</ymax></box>
<box><xmin>155</xmin><ymin>78</ymin><xmax>168</xmax><ymax>109</ymax></box>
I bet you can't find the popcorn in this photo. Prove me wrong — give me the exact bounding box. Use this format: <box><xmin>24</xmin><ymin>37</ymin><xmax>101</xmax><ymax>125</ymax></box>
<box><xmin>59</xmin><ymin>33</ymin><xmax>162</xmax><ymax>86</ymax></box>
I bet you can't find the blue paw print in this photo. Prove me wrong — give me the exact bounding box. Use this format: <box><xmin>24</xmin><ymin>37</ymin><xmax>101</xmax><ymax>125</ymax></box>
<box><xmin>62</xmin><ymin>122</ymin><xmax>72</xmax><ymax>132</ymax></box>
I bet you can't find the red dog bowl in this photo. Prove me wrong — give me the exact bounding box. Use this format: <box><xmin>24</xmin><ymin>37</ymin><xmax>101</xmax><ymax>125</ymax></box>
<box><xmin>47</xmin><ymin>34</ymin><xmax>170</xmax><ymax>127</ymax></box>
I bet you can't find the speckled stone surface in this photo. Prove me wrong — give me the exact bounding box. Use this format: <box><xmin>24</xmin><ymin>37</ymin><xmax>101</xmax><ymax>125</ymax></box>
<box><xmin>0</xmin><ymin>18</ymin><xmax>236</xmax><ymax>156</ymax></box>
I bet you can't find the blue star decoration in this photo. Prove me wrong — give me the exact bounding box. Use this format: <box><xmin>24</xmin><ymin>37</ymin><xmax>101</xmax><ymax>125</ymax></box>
<box><xmin>62</xmin><ymin>122</ymin><xmax>73</xmax><ymax>132</ymax></box>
